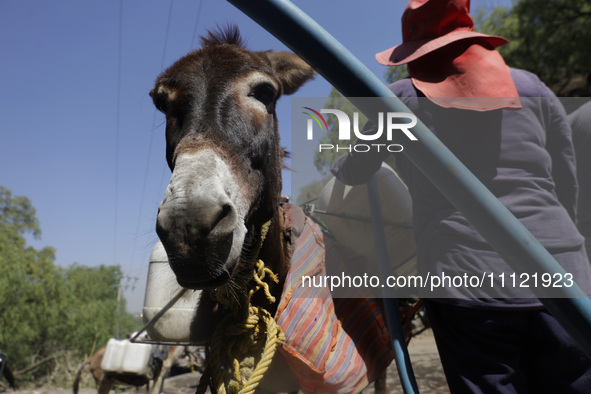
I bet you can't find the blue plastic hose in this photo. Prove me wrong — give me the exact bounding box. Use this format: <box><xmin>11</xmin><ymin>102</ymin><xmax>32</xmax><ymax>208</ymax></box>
<box><xmin>227</xmin><ymin>0</ymin><xmax>591</xmax><ymax>363</ymax></box>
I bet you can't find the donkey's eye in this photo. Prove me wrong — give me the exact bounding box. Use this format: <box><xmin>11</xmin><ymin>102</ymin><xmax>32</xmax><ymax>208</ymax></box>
<box><xmin>150</xmin><ymin>89</ymin><xmax>170</xmax><ymax>114</ymax></box>
<box><xmin>152</xmin><ymin>94</ymin><xmax>169</xmax><ymax>113</ymax></box>
<box><xmin>249</xmin><ymin>83</ymin><xmax>276</xmax><ymax>107</ymax></box>
<box><xmin>151</xmin><ymin>84</ymin><xmax>178</xmax><ymax>114</ymax></box>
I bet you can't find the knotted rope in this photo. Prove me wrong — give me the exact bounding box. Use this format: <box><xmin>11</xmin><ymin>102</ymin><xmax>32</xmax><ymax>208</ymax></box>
<box><xmin>196</xmin><ymin>221</ymin><xmax>285</xmax><ymax>394</ymax></box>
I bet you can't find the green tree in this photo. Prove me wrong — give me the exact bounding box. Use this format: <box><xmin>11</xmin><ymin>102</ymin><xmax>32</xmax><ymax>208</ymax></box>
<box><xmin>0</xmin><ymin>186</ymin><xmax>63</xmax><ymax>373</ymax></box>
<box><xmin>385</xmin><ymin>64</ymin><xmax>409</xmax><ymax>85</ymax></box>
<box><xmin>62</xmin><ymin>264</ymin><xmax>138</xmax><ymax>357</ymax></box>
<box><xmin>0</xmin><ymin>186</ymin><xmax>138</xmax><ymax>384</ymax></box>
<box><xmin>475</xmin><ymin>0</ymin><xmax>591</xmax><ymax>96</ymax></box>
<box><xmin>296</xmin><ymin>178</ymin><xmax>330</xmax><ymax>205</ymax></box>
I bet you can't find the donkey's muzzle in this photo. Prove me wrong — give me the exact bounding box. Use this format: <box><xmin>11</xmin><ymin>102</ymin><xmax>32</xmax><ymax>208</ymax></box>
<box><xmin>154</xmin><ymin>150</ymin><xmax>248</xmax><ymax>289</ymax></box>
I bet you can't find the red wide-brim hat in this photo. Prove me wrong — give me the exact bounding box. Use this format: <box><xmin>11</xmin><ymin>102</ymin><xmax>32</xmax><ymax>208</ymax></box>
<box><xmin>375</xmin><ymin>28</ymin><xmax>508</xmax><ymax>66</ymax></box>
<box><xmin>376</xmin><ymin>0</ymin><xmax>521</xmax><ymax>111</ymax></box>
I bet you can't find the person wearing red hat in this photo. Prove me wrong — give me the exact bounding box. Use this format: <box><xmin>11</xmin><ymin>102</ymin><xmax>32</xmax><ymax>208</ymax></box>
<box><xmin>332</xmin><ymin>0</ymin><xmax>591</xmax><ymax>392</ymax></box>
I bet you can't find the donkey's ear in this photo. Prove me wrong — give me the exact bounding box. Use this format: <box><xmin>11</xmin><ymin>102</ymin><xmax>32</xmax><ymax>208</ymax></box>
<box><xmin>259</xmin><ymin>50</ymin><xmax>315</xmax><ymax>95</ymax></box>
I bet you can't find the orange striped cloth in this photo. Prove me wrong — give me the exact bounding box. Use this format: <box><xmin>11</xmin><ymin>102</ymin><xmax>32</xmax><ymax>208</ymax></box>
<box><xmin>275</xmin><ymin>204</ymin><xmax>393</xmax><ymax>393</ymax></box>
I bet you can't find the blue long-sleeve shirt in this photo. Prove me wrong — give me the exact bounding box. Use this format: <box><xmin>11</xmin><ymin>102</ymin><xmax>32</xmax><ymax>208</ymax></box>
<box><xmin>569</xmin><ymin>100</ymin><xmax>591</xmax><ymax>236</ymax></box>
<box><xmin>332</xmin><ymin>68</ymin><xmax>591</xmax><ymax>308</ymax></box>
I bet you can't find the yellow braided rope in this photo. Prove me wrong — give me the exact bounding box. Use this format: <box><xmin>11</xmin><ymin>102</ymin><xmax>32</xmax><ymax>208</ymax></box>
<box><xmin>196</xmin><ymin>221</ymin><xmax>285</xmax><ymax>394</ymax></box>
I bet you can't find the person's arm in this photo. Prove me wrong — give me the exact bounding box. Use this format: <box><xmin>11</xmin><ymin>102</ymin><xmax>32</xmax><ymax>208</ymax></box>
<box><xmin>569</xmin><ymin>102</ymin><xmax>591</xmax><ymax>233</ymax></box>
<box><xmin>546</xmin><ymin>92</ymin><xmax>578</xmax><ymax>221</ymax></box>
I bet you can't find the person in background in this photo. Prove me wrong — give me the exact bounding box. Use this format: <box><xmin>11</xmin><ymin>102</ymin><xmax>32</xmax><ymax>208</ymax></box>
<box><xmin>569</xmin><ymin>74</ymin><xmax>591</xmax><ymax>260</ymax></box>
<box><xmin>332</xmin><ymin>0</ymin><xmax>591</xmax><ymax>392</ymax></box>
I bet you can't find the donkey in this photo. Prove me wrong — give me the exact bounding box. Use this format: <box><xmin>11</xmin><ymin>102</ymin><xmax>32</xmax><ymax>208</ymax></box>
<box><xmin>72</xmin><ymin>345</ymin><xmax>149</xmax><ymax>394</ymax></box>
<box><xmin>151</xmin><ymin>27</ymin><xmax>310</xmax><ymax>296</ymax></box>
<box><xmin>151</xmin><ymin>26</ymin><xmax>391</xmax><ymax>393</ymax></box>
<box><xmin>72</xmin><ymin>345</ymin><xmax>188</xmax><ymax>394</ymax></box>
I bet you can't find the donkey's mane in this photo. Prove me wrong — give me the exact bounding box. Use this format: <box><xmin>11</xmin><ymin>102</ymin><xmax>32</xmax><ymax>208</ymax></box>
<box><xmin>200</xmin><ymin>25</ymin><xmax>246</xmax><ymax>48</ymax></box>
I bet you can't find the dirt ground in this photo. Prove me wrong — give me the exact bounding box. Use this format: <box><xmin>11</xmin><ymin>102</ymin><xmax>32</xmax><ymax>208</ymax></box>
<box><xmin>366</xmin><ymin>328</ymin><xmax>450</xmax><ymax>394</ymax></box>
<box><xmin>6</xmin><ymin>328</ymin><xmax>448</xmax><ymax>394</ymax></box>
<box><xmin>157</xmin><ymin>329</ymin><xmax>450</xmax><ymax>393</ymax></box>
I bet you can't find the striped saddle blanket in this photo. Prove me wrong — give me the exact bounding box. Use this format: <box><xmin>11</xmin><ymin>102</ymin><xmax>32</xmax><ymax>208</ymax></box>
<box><xmin>275</xmin><ymin>204</ymin><xmax>393</xmax><ymax>393</ymax></box>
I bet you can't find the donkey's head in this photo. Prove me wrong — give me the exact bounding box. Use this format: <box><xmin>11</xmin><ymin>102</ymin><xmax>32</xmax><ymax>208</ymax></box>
<box><xmin>151</xmin><ymin>26</ymin><xmax>314</xmax><ymax>290</ymax></box>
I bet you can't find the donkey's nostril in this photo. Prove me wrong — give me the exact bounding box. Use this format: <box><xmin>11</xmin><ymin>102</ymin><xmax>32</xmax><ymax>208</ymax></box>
<box><xmin>211</xmin><ymin>203</ymin><xmax>232</xmax><ymax>231</ymax></box>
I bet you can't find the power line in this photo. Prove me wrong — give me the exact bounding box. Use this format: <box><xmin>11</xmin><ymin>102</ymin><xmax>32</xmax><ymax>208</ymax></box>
<box><xmin>113</xmin><ymin>0</ymin><xmax>123</xmax><ymax>267</ymax></box>
<box><xmin>128</xmin><ymin>0</ymin><xmax>175</xmax><ymax>276</ymax></box>
<box><xmin>115</xmin><ymin>274</ymin><xmax>139</xmax><ymax>338</ymax></box>
<box><xmin>155</xmin><ymin>0</ymin><xmax>177</xmax><ymax>193</ymax></box>
<box><xmin>160</xmin><ymin>0</ymin><xmax>175</xmax><ymax>70</ymax></box>
<box><xmin>190</xmin><ymin>0</ymin><xmax>205</xmax><ymax>50</ymax></box>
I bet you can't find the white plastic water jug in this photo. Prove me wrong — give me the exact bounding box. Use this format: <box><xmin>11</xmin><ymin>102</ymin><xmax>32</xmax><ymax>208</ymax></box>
<box><xmin>142</xmin><ymin>242</ymin><xmax>201</xmax><ymax>343</ymax></box>
<box><xmin>316</xmin><ymin>163</ymin><xmax>417</xmax><ymax>277</ymax></box>
<box><xmin>100</xmin><ymin>338</ymin><xmax>152</xmax><ymax>375</ymax></box>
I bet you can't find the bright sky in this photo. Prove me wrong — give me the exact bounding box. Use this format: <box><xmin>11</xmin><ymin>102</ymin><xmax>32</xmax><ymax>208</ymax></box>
<box><xmin>0</xmin><ymin>0</ymin><xmax>510</xmax><ymax>314</ymax></box>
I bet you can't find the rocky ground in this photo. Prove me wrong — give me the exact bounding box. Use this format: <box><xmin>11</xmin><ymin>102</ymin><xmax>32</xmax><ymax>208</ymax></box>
<box><xmin>7</xmin><ymin>328</ymin><xmax>448</xmax><ymax>394</ymax></box>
